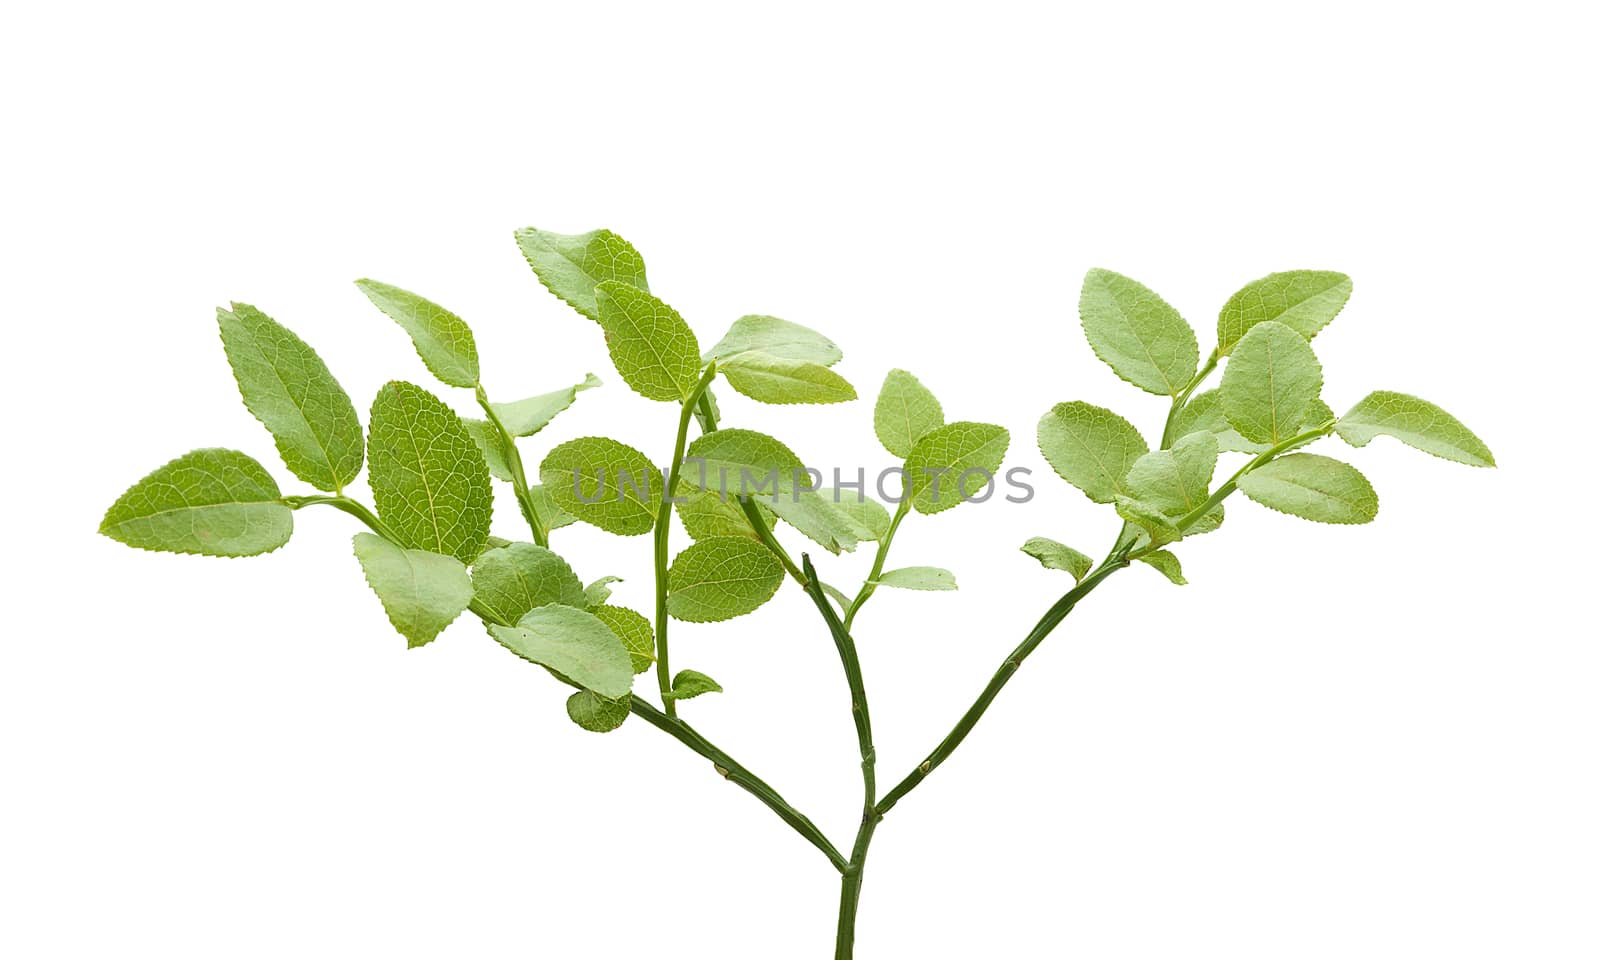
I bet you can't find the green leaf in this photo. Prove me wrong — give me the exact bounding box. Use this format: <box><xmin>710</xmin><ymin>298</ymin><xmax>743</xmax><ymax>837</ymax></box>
<box><xmin>1020</xmin><ymin>537</ymin><xmax>1093</xmax><ymax>581</ymax></box>
<box><xmin>1220</xmin><ymin>321</ymin><xmax>1323</xmax><ymax>445</ymax></box>
<box><xmin>1237</xmin><ymin>453</ymin><xmax>1379</xmax><ymax>524</ymax></box>
<box><xmin>667</xmin><ymin>536</ymin><xmax>784</xmax><ymax>622</ymax></box>
<box><xmin>591</xmin><ymin>604</ymin><xmax>654</xmax><ymax>674</ymax></box>
<box><xmin>367</xmin><ymin>381</ymin><xmax>493</xmax><ymax>563</ymax></box>
<box><xmin>1300</xmin><ymin>397</ymin><xmax>1337</xmax><ymax>431</ymax></box>
<box><xmin>876</xmin><ymin>566</ymin><xmax>958</xmax><ymax>591</ymax></box>
<box><xmin>469</xmin><ymin>542</ymin><xmax>587</xmax><ymax>626</ymax></box>
<box><xmin>351</xmin><ymin>533</ymin><xmax>473</xmax><ymax>648</ymax></box>
<box><xmin>1124</xmin><ymin>432</ymin><xmax>1219</xmax><ymax>517</ymax></box>
<box><xmin>100</xmin><ymin>448</ymin><xmax>292</xmax><ymax>557</ymax></box>
<box><xmin>1036</xmin><ymin>401</ymin><xmax>1149</xmax><ymax>503</ymax></box>
<box><xmin>566</xmin><ymin>691</ymin><xmax>630</xmax><ymax>733</ymax></box>
<box><xmin>461</xmin><ymin>418</ymin><xmax>513</xmax><ymax>482</ymax></box>
<box><xmin>584</xmin><ymin>576</ymin><xmax>622</xmax><ymax>607</ymax></box>
<box><xmin>489</xmin><ymin>604</ymin><xmax>633</xmax><ymax>699</ymax></box>
<box><xmin>873</xmin><ymin>369</ymin><xmax>944</xmax><ymax>459</ymax></box>
<box><xmin>1079</xmin><ymin>268</ymin><xmax>1199</xmax><ymax>397</ymax></box>
<box><xmin>705</xmin><ymin>315</ymin><xmax>843</xmax><ymax>366</ymax></box>
<box><xmin>593</xmin><ymin>281</ymin><xmax>702</xmax><ymax>402</ymax></box>
<box><xmin>720</xmin><ymin>352</ymin><xmax>857</xmax><ymax>405</ymax></box>
<box><xmin>768</xmin><ymin>490</ymin><xmax>870</xmax><ymax>555</ymax></box>
<box><xmin>514</xmin><ymin>227</ymin><xmax>649</xmax><ymax>324</ymax></box>
<box><xmin>490</xmin><ymin>373</ymin><xmax>602</xmax><ymax>437</ymax></box>
<box><xmin>905</xmin><ymin>421</ymin><xmax>1010</xmax><ymax>515</ymax></box>
<box><xmin>1167</xmin><ymin>390</ymin><xmax>1270</xmax><ymax>454</ymax></box>
<box><xmin>217</xmin><ymin>303</ymin><xmax>363</xmax><ymax>492</ymax></box>
<box><xmin>1115</xmin><ymin>496</ymin><xmax>1182</xmax><ymax>546</ymax></box>
<box><xmin>1218</xmin><ymin>271</ymin><xmax>1351</xmax><ymax>356</ymax></box>
<box><xmin>676</xmin><ymin>486</ymin><xmax>771</xmax><ymax>541</ymax></box>
<box><xmin>355</xmin><ymin>279</ymin><xmax>479</xmax><ymax>388</ymax></box>
<box><xmin>539</xmin><ymin>437</ymin><xmax>660</xmax><ymax>536</ymax></box>
<box><xmin>683</xmin><ymin>428</ymin><xmax>808</xmax><ymax>496</ymax></box>
<box><xmin>820</xmin><ymin>582</ymin><xmax>853</xmax><ymax>612</ymax></box>
<box><xmin>665</xmin><ymin>669</ymin><xmax>723</xmax><ymax>701</ymax></box>
<box><xmin>1335</xmin><ymin>391</ymin><xmax>1495</xmax><ymax>467</ymax></box>
<box><xmin>530</xmin><ymin>485</ymin><xmax>577</xmax><ymax>530</ymax></box>
<box><xmin>820</xmin><ymin>489</ymin><xmax>892</xmax><ymax>541</ymax></box>
<box><xmin>1139</xmin><ymin>550</ymin><xmax>1187</xmax><ymax>585</ymax></box>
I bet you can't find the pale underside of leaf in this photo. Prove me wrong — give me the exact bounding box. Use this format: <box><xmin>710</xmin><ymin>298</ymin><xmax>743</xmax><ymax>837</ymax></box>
<box><xmin>704</xmin><ymin>315</ymin><xmax>842</xmax><ymax>366</ymax></box>
<box><xmin>352</xmin><ymin>533</ymin><xmax>473</xmax><ymax>647</ymax></box>
<box><xmin>490</xmin><ymin>604</ymin><xmax>634</xmax><ymax>699</ymax></box>
<box><xmin>566</xmin><ymin>690</ymin><xmax>630</xmax><ymax>732</ymax></box>
<box><xmin>1139</xmin><ymin>550</ymin><xmax>1187</xmax><ymax>585</ymax></box>
<box><xmin>875</xmin><ymin>566</ymin><xmax>958</xmax><ymax>591</ymax></box>
<box><xmin>490</xmin><ymin>373</ymin><xmax>602</xmax><ymax>437</ymax></box>
<box><xmin>1020</xmin><ymin>537</ymin><xmax>1093</xmax><ymax>581</ymax></box>
<box><xmin>720</xmin><ymin>352</ymin><xmax>857</xmax><ymax>404</ymax></box>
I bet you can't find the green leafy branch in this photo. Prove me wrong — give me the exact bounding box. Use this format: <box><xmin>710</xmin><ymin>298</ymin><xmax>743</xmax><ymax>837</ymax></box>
<box><xmin>100</xmin><ymin>233</ymin><xmax>1493</xmax><ymax>959</ymax></box>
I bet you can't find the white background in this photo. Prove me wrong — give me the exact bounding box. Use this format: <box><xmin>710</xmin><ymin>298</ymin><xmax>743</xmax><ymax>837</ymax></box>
<box><xmin>3</xmin><ymin>3</ymin><xmax>1595</xmax><ymax>957</ymax></box>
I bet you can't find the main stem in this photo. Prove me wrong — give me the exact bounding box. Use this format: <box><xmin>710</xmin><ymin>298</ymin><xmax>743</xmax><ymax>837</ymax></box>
<box><xmin>654</xmin><ymin>366</ymin><xmax>719</xmax><ymax>716</ymax></box>
<box><xmin>474</xmin><ymin>385</ymin><xmax>550</xmax><ymax>547</ymax></box>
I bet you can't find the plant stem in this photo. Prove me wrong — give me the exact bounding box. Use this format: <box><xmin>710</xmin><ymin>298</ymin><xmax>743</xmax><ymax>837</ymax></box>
<box><xmin>474</xmin><ymin>385</ymin><xmax>549</xmax><ymax>547</ymax></box>
<box><xmin>654</xmin><ymin>366</ymin><xmax>720</xmax><ymax>716</ymax></box>
<box><xmin>875</xmin><ymin>552</ymin><xmax>1130</xmax><ymax>815</ymax></box>
<box><xmin>1159</xmin><ymin>350</ymin><xmax>1219</xmax><ymax>448</ymax></box>
<box><xmin>841</xmin><ymin>497</ymin><xmax>911</xmax><ymax>631</ymax></box>
<box><xmin>627</xmin><ymin>696</ymin><xmax>848</xmax><ymax>871</ymax></box>
<box><xmin>799</xmin><ymin>554</ymin><xmax>880</xmax><ymax>959</ymax></box>
<box><xmin>282</xmin><ymin>493</ymin><xmax>401</xmax><ymax>542</ymax></box>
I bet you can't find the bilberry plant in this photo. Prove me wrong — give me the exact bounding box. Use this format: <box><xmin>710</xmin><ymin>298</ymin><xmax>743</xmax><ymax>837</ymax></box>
<box><xmin>101</xmin><ymin>229</ymin><xmax>1494</xmax><ymax>957</ymax></box>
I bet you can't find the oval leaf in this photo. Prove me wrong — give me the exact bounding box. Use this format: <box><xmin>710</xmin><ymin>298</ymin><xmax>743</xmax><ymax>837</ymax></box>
<box><xmin>1079</xmin><ymin>268</ymin><xmax>1199</xmax><ymax>397</ymax></box>
<box><xmin>1021</xmin><ymin>537</ymin><xmax>1093</xmax><ymax>581</ymax></box>
<box><xmin>1167</xmin><ymin>390</ymin><xmax>1270</xmax><ymax>454</ymax></box>
<box><xmin>352</xmin><ymin>533</ymin><xmax>473</xmax><ymax>647</ymax></box>
<box><xmin>720</xmin><ymin>352</ymin><xmax>857</xmax><ymax>405</ymax></box>
<box><xmin>367</xmin><ymin>381</ymin><xmax>493</xmax><ymax>563</ymax></box>
<box><xmin>470</xmin><ymin>542</ymin><xmax>587</xmax><ymax>626</ymax></box>
<box><xmin>876</xmin><ymin>566</ymin><xmax>958</xmax><ymax>591</ymax></box>
<box><xmin>676</xmin><ymin>486</ymin><xmax>772</xmax><ymax>541</ymax></box>
<box><xmin>539</xmin><ymin>437</ymin><xmax>660</xmax><ymax>536</ymax></box>
<box><xmin>874</xmin><ymin>369</ymin><xmax>944</xmax><ymax>459</ymax></box>
<box><xmin>514</xmin><ymin>227</ymin><xmax>649</xmax><ymax>324</ymax></box>
<box><xmin>593</xmin><ymin>281</ymin><xmax>701</xmax><ymax>402</ymax></box>
<box><xmin>1218</xmin><ymin>270</ymin><xmax>1351</xmax><ymax>356</ymax></box>
<box><xmin>566</xmin><ymin>691</ymin><xmax>631</xmax><ymax>732</ymax></box>
<box><xmin>218</xmin><ymin>303</ymin><xmax>363</xmax><ymax>492</ymax></box>
<box><xmin>490</xmin><ymin>373</ymin><xmax>602</xmax><ymax>437</ymax></box>
<box><xmin>100</xmin><ymin>448</ymin><xmax>291</xmax><ymax>557</ymax></box>
<box><xmin>1220</xmin><ymin>321</ymin><xmax>1323</xmax><ymax>445</ymax></box>
<box><xmin>1334</xmin><ymin>391</ymin><xmax>1495</xmax><ymax>467</ymax></box>
<box><xmin>666</xmin><ymin>536</ymin><xmax>783</xmax><ymax>622</ymax></box>
<box><xmin>1124</xmin><ymin>431</ymin><xmax>1219</xmax><ymax>517</ymax></box>
<box><xmin>355</xmin><ymin>280</ymin><xmax>479</xmax><ymax>388</ymax></box>
<box><xmin>490</xmin><ymin>604</ymin><xmax>634</xmax><ymax>699</ymax></box>
<box><xmin>704</xmin><ymin>315</ymin><xmax>842</xmax><ymax>366</ymax></box>
<box><xmin>905</xmin><ymin>421</ymin><xmax>1010</xmax><ymax>515</ymax></box>
<box><xmin>1237</xmin><ymin>453</ymin><xmax>1379</xmax><ymax>524</ymax></box>
<box><xmin>591</xmin><ymin>603</ymin><xmax>654</xmax><ymax>674</ymax></box>
<box><xmin>1139</xmin><ymin>550</ymin><xmax>1187</xmax><ymax>585</ymax></box>
<box><xmin>665</xmin><ymin>669</ymin><xmax>723</xmax><ymax>701</ymax></box>
<box><xmin>1036</xmin><ymin>401</ymin><xmax>1149</xmax><ymax>503</ymax></box>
